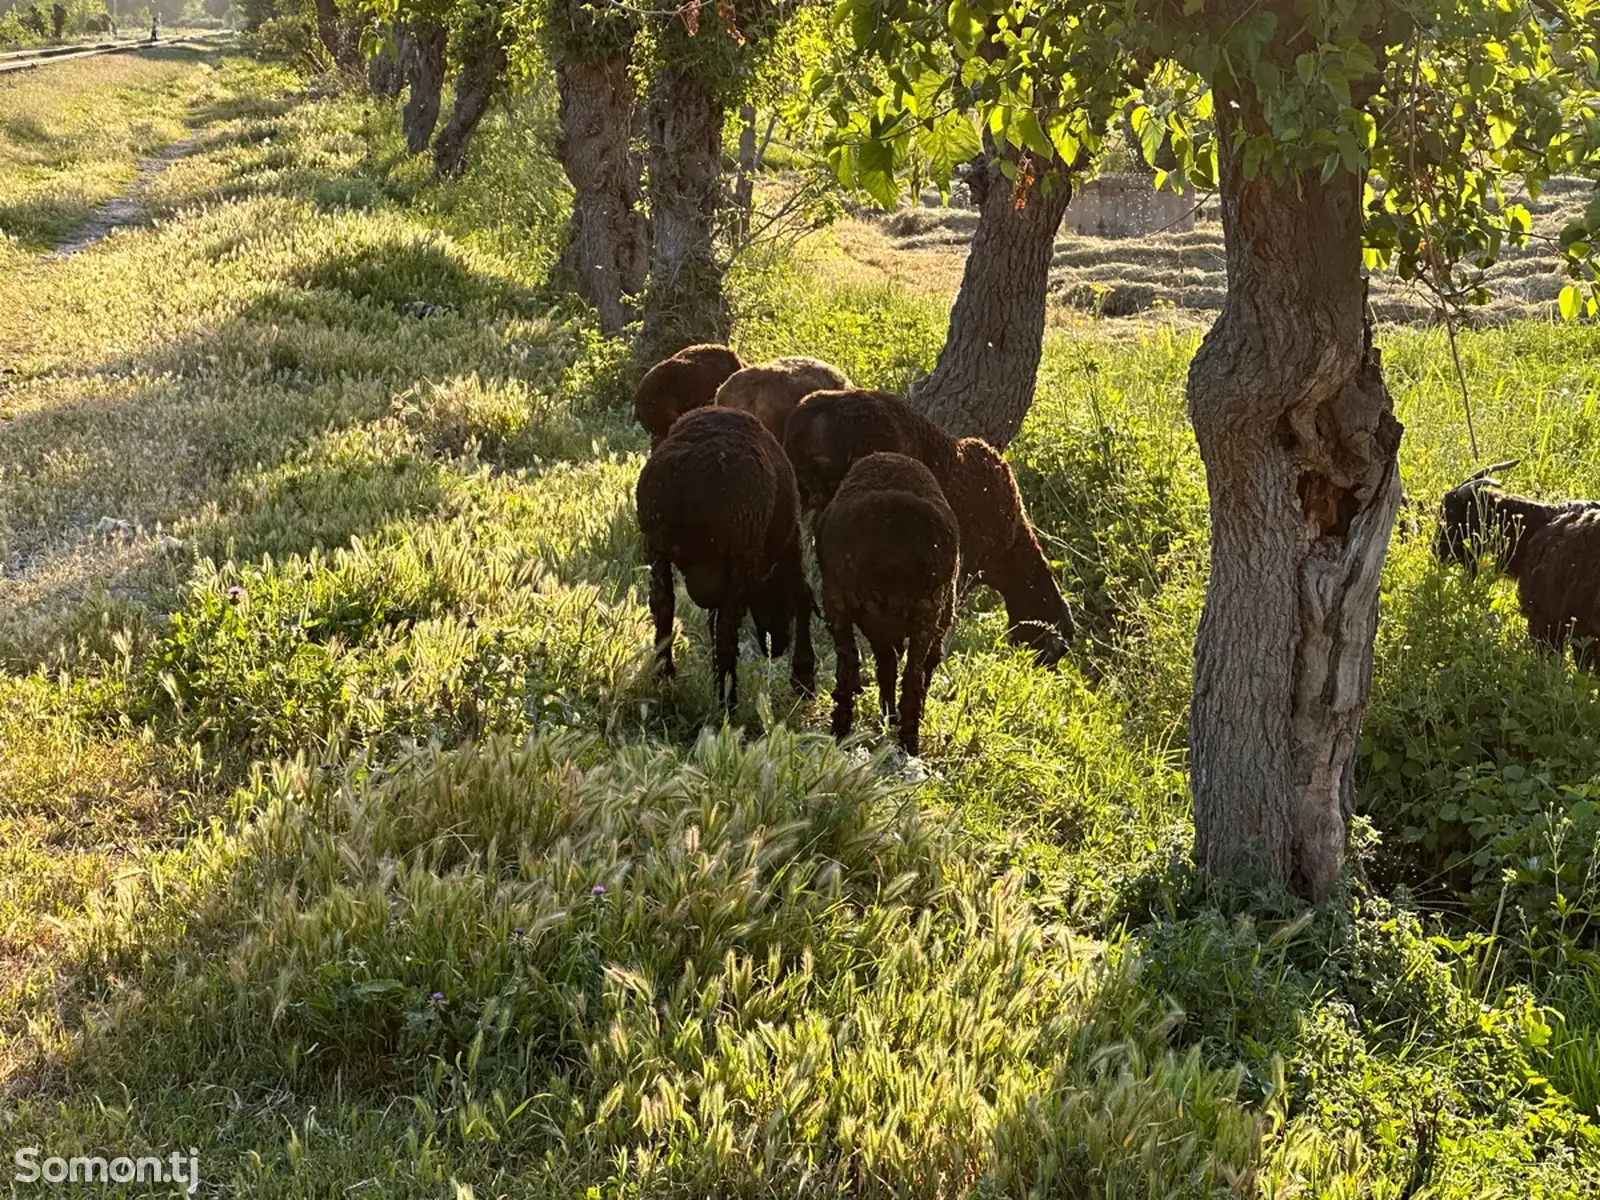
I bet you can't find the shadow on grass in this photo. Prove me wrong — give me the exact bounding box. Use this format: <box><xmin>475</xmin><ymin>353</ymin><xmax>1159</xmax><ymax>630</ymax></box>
<box><xmin>0</xmin><ymin>194</ymin><xmax>91</xmax><ymax>247</ymax></box>
<box><xmin>0</xmin><ymin>112</ymin><xmax>53</xmax><ymax>145</ymax></box>
<box><xmin>293</xmin><ymin>240</ymin><xmax>527</xmax><ymax>313</ymax></box>
<box><xmin>4</xmin><ymin>715</ymin><xmax>1291</xmax><ymax>1198</ymax></box>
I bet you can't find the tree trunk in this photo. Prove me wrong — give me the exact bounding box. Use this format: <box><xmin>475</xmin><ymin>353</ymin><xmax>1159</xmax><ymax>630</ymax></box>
<box><xmin>732</xmin><ymin>103</ymin><xmax>758</xmax><ymax>243</ymax></box>
<box><xmin>909</xmin><ymin>137</ymin><xmax>1074</xmax><ymax>447</ymax></box>
<box><xmin>556</xmin><ymin>52</ymin><xmax>651</xmax><ymax>335</ymax></box>
<box><xmin>639</xmin><ymin>65</ymin><xmax>730</xmax><ymax>364</ymax></box>
<box><xmin>367</xmin><ymin>24</ymin><xmax>404</xmax><ymax>98</ymax></box>
<box><xmin>398</xmin><ymin>21</ymin><xmax>447</xmax><ymax>156</ymax></box>
<box><xmin>1188</xmin><ymin>92</ymin><xmax>1404</xmax><ymax>900</ymax></box>
<box><xmin>431</xmin><ymin>26</ymin><xmax>508</xmax><ymax>177</ymax></box>
<box><xmin>313</xmin><ymin>0</ymin><xmax>360</xmax><ymax>72</ymax></box>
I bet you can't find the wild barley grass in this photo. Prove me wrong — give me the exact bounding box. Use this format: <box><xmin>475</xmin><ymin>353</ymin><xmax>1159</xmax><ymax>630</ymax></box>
<box><xmin>0</xmin><ymin>50</ymin><xmax>1598</xmax><ymax>1197</ymax></box>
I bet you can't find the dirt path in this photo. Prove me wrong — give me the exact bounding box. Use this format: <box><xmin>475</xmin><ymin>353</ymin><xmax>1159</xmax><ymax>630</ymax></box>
<box><xmin>0</xmin><ymin>32</ymin><xmax>227</xmax><ymax>76</ymax></box>
<box><xmin>52</xmin><ymin>138</ymin><xmax>194</xmax><ymax>256</ymax></box>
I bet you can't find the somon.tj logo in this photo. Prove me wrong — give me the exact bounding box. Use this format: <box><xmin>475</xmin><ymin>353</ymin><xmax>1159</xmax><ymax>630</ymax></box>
<box><xmin>13</xmin><ymin>1146</ymin><xmax>201</xmax><ymax>1193</ymax></box>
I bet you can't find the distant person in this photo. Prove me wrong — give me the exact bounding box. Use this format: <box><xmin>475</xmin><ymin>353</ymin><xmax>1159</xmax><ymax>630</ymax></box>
<box><xmin>150</xmin><ymin>16</ymin><xmax>158</xmax><ymax>43</ymax></box>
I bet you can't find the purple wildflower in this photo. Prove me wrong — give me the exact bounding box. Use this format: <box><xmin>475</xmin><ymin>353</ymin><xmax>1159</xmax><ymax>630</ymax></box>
<box><xmin>225</xmin><ymin>585</ymin><xmax>245</xmax><ymax>602</ymax></box>
<box><xmin>591</xmin><ymin>884</ymin><xmax>606</xmax><ymax>896</ymax></box>
<box><xmin>430</xmin><ymin>991</ymin><xmax>445</xmax><ymax>1003</ymax></box>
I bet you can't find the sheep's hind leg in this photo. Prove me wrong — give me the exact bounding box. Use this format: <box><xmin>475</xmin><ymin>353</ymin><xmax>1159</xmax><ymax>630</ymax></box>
<box><xmin>789</xmin><ymin>568</ymin><xmax>817</xmax><ymax>698</ymax></box>
<box><xmin>899</xmin><ymin>625</ymin><xmax>938</xmax><ymax>758</ymax></box>
<box><xmin>713</xmin><ymin>600</ymin><xmax>745</xmax><ymax>715</ymax></box>
<box><xmin>870</xmin><ymin>639</ymin><xmax>899</xmax><ymax>735</ymax></box>
<box><xmin>828</xmin><ymin>615</ymin><xmax>860</xmax><ymax>740</ymax></box>
<box><xmin>649</xmin><ymin>559</ymin><xmax>676</xmax><ymax>678</ymax></box>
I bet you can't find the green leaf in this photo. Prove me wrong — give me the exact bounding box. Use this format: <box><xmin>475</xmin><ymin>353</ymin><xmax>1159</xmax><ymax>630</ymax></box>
<box><xmin>916</xmin><ymin>111</ymin><xmax>982</xmax><ymax>187</ymax></box>
<box><xmin>1337</xmin><ymin>129</ymin><xmax>1360</xmax><ymax>173</ymax></box>
<box><xmin>1010</xmin><ymin>109</ymin><xmax>1056</xmax><ymax>160</ymax></box>
<box><xmin>1242</xmin><ymin>137</ymin><xmax>1266</xmax><ymax>181</ymax></box>
<box><xmin>947</xmin><ymin>1</ymin><xmax>982</xmax><ymax>59</ymax></box>
<box><xmin>1488</xmin><ymin>113</ymin><xmax>1516</xmax><ymax>149</ymax></box>
<box><xmin>850</xmin><ymin>0</ymin><xmax>876</xmax><ymax>54</ymax></box>
<box><xmin>1559</xmin><ymin>284</ymin><xmax>1580</xmax><ymax>321</ymax></box>
<box><xmin>856</xmin><ymin>137</ymin><xmax>901</xmax><ymax>208</ymax></box>
<box><xmin>1130</xmin><ymin>104</ymin><xmax>1164</xmax><ymax>168</ymax></box>
<box><xmin>1046</xmin><ymin>114</ymin><xmax>1080</xmax><ymax>164</ymax></box>
<box><xmin>909</xmin><ymin>69</ymin><xmax>946</xmax><ymax>120</ymax></box>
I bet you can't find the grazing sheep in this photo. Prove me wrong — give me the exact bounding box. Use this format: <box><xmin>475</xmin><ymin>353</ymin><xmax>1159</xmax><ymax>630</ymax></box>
<box><xmin>818</xmin><ymin>453</ymin><xmax>959</xmax><ymax>757</ymax></box>
<box><xmin>714</xmin><ymin>356</ymin><xmax>851</xmax><ymax>443</ymax></box>
<box><xmin>1435</xmin><ymin>459</ymin><xmax>1600</xmax><ymax>670</ymax></box>
<box><xmin>635</xmin><ymin>407</ymin><xmax>816</xmax><ymax>711</ymax></box>
<box><xmin>633</xmin><ymin>343</ymin><xmax>744</xmax><ymax>448</ymax></box>
<box><xmin>785</xmin><ymin>387</ymin><xmax>1076</xmax><ymax>664</ymax></box>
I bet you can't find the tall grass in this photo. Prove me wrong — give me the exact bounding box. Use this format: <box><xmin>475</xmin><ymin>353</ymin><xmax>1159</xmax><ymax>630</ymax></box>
<box><xmin>0</xmin><ymin>49</ymin><xmax>1597</xmax><ymax>1197</ymax></box>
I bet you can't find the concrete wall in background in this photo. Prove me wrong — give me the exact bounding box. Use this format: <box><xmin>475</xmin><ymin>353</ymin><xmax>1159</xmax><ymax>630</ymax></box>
<box><xmin>1064</xmin><ymin>175</ymin><xmax>1195</xmax><ymax>237</ymax></box>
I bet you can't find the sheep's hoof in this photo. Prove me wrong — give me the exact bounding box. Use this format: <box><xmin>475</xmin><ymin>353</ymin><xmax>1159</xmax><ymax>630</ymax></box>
<box><xmin>791</xmin><ymin>667</ymin><xmax>816</xmax><ymax>698</ymax></box>
<box><xmin>657</xmin><ymin>660</ymin><xmax>676</xmax><ymax>680</ymax></box>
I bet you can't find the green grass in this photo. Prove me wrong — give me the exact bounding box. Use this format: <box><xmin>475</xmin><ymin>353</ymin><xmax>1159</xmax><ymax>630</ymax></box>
<box><xmin>1</xmin><ymin>51</ymin><xmax>1599</xmax><ymax>1197</ymax></box>
<box><xmin>0</xmin><ymin>48</ymin><xmax>232</xmax><ymax>248</ymax></box>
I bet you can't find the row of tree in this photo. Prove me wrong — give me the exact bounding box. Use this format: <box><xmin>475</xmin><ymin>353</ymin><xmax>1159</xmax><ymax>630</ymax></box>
<box><xmin>256</xmin><ymin>0</ymin><xmax>1600</xmax><ymax>905</ymax></box>
<box><xmin>257</xmin><ymin>0</ymin><xmax>796</xmax><ymax>363</ymax></box>
<box><xmin>271</xmin><ymin>0</ymin><xmax>1071</xmax><ymax>454</ymax></box>
<box><xmin>0</xmin><ymin>0</ymin><xmax>204</xmax><ymax>41</ymax></box>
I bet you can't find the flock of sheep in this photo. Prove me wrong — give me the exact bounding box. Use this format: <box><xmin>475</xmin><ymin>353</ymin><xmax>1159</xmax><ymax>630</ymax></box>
<box><xmin>632</xmin><ymin>345</ymin><xmax>1074</xmax><ymax>755</ymax></box>
<box><xmin>633</xmin><ymin>344</ymin><xmax>1600</xmax><ymax>756</ymax></box>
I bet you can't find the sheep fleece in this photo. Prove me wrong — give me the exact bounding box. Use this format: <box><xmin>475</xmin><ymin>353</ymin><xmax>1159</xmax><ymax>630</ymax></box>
<box><xmin>633</xmin><ymin>343</ymin><xmax>743</xmax><ymax>446</ymax></box>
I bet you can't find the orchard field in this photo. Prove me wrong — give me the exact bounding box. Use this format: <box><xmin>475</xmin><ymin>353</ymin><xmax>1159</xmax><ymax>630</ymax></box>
<box><xmin>2</xmin><ymin>42</ymin><xmax>1600</xmax><ymax>1196</ymax></box>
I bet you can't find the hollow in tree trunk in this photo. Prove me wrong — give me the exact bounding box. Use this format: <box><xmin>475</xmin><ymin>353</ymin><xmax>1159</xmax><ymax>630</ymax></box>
<box><xmin>432</xmin><ymin>25</ymin><xmax>508</xmax><ymax>178</ymax></box>
<box><xmin>639</xmin><ymin>65</ymin><xmax>730</xmax><ymax>364</ymax></box>
<box><xmin>556</xmin><ymin>52</ymin><xmax>651</xmax><ymax>335</ymax></box>
<box><xmin>398</xmin><ymin>21</ymin><xmax>447</xmax><ymax>155</ymax></box>
<box><xmin>1187</xmin><ymin>90</ymin><xmax>1404</xmax><ymax>900</ymax></box>
<box><xmin>909</xmin><ymin>136</ymin><xmax>1075</xmax><ymax>448</ymax></box>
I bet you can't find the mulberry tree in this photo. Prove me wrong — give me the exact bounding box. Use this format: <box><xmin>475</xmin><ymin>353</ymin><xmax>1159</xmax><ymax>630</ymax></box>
<box><xmin>829</xmin><ymin>0</ymin><xmax>1600</xmax><ymax>897</ymax></box>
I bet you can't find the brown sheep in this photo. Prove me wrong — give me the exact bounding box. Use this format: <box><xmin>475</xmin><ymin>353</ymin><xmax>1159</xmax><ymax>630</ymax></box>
<box><xmin>784</xmin><ymin>388</ymin><xmax>1076</xmax><ymax>664</ymax></box>
<box><xmin>635</xmin><ymin>407</ymin><xmax>816</xmax><ymax>712</ymax></box>
<box><xmin>818</xmin><ymin>453</ymin><xmax>959</xmax><ymax>757</ymax></box>
<box><xmin>633</xmin><ymin>343</ymin><xmax>743</xmax><ymax>448</ymax></box>
<box><xmin>714</xmin><ymin>356</ymin><xmax>851</xmax><ymax>443</ymax></box>
<box><xmin>1435</xmin><ymin>460</ymin><xmax>1600</xmax><ymax>670</ymax></box>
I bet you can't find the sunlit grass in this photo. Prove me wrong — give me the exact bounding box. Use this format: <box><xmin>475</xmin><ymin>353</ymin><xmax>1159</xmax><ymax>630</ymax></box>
<box><xmin>0</xmin><ymin>49</ymin><xmax>1597</xmax><ymax>1196</ymax></box>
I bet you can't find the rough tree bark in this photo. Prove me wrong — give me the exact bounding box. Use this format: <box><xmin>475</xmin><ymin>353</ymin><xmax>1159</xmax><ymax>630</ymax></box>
<box><xmin>432</xmin><ymin>24</ymin><xmax>509</xmax><ymax>177</ymax></box>
<box><xmin>556</xmin><ymin>52</ymin><xmax>651</xmax><ymax>335</ymax></box>
<box><xmin>639</xmin><ymin>65</ymin><xmax>730</xmax><ymax>364</ymax></box>
<box><xmin>314</xmin><ymin>0</ymin><xmax>361</xmax><ymax>72</ymax></box>
<box><xmin>398</xmin><ymin>22</ymin><xmax>447</xmax><ymax>155</ymax></box>
<box><xmin>1187</xmin><ymin>89</ymin><xmax>1404</xmax><ymax>900</ymax></box>
<box><xmin>909</xmin><ymin>136</ymin><xmax>1075</xmax><ymax>448</ymax></box>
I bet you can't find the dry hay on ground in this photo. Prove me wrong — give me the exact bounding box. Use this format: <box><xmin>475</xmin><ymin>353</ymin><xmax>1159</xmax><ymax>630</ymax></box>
<box><xmin>833</xmin><ymin>177</ymin><xmax>1592</xmax><ymax>331</ymax></box>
